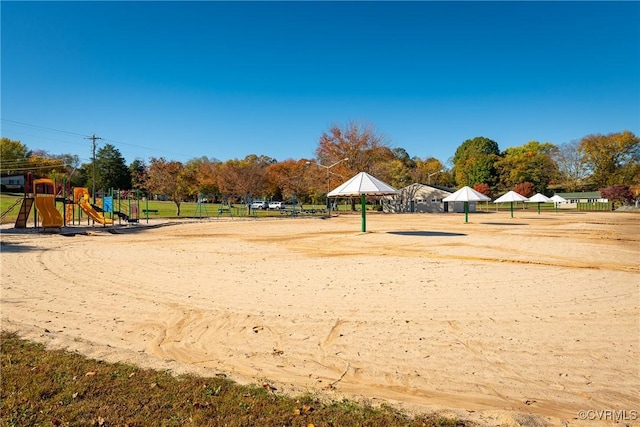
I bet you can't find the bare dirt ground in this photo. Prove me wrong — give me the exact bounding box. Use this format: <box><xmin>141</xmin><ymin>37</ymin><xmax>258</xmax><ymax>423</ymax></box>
<box><xmin>1</xmin><ymin>210</ymin><xmax>638</xmax><ymax>426</ymax></box>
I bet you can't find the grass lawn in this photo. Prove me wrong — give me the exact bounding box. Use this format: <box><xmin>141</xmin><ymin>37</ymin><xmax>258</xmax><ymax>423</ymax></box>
<box><xmin>0</xmin><ymin>331</ymin><xmax>462</xmax><ymax>427</ymax></box>
<box><xmin>0</xmin><ymin>193</ymin><xmax>334</xmax><ymax>226</ymax></box>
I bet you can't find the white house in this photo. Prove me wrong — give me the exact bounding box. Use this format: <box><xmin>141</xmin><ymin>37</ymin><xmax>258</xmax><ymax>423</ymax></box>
<box><xmin>0</xmin><ymin>174</ymin><xmax>25</xmax><ymax>192</ymax></box>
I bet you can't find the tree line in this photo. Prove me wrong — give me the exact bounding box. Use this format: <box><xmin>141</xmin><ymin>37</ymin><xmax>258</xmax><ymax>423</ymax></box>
<box><xmin>1</xmin><ymin>122</ymin><xmax>639</xmax><ymax>213</ymax></box>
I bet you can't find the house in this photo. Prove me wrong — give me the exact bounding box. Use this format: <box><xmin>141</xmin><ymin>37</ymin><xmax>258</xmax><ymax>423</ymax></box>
<box><xmin>0</xmin><ymin>174</ymin><xmax>25</xmax><ymax>192</ymax></box>
<box><xmin>382</xmin><ymin>183</ymin><xmax>479</xmax><ymax>213</ymax></box>
<box><xmin>552</xmin><ymin>191</ymin><xmax>609</xmax><ymax>209</ymax></box>
<box><xmin>554</xmin><ymin>191</ymin><xmax>606</xmax><ymax>203</ymax></box>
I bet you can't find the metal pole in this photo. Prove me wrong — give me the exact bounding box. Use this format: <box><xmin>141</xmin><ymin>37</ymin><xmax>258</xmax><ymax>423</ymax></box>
<box><xmin>327</xmin><ymin>168</ymin><xmax>330</xmax><ymax>211</ymax></box>
<box><xmin>85</xmin><ymin>134</ymin><xmax>102</xmax><ymax>204</ymax></box>
<box><xmin>464</xmin><ymin>201</ymin><xmax>468</xmax><ymax>223</ymax></box>
<box><xmin>361</xmin><ymin>193</ymin><xmax>366</xmax><ymax>232</ymax></box>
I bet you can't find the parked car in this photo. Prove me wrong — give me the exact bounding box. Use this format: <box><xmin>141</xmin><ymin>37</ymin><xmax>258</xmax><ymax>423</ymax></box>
<box><xmin>268</xmin><ymin>201</ymin><xmax>284</xmax><ymax>209</ymax></box>
<box><xmin>250</xmin><ymin>200</ymin><xmax>268</xmax><ymax>210</ymax></box>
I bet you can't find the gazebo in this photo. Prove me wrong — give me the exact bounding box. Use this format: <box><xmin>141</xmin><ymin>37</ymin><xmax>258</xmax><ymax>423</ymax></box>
<box><xmin>494</xmin><ymin>191</ymin><xmax>529</xmax><ymax>218</ymax></box>
<box><xmin>442</xmin><ymin>186</ymin><xmax>491</xmax><ymax>223</ymax></box>
<box><xmin>328</xmin><ymin>172</ymin><xmax>399</xmax><ymax>232</ymax></box>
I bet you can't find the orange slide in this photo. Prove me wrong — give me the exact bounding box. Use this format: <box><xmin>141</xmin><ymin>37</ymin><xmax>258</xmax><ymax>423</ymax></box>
<box><xmin>74</xmin><ymin>188</ymin><xmax>113</xmax><ymax>225</ymax></box>
<box><xmin>33</xmin><ymin>179</ymin><xmax>64</xmax><ymax>228</ymax></box>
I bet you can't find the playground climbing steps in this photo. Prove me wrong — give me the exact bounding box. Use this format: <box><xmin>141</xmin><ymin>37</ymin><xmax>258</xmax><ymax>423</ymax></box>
<box><xmin>13</xmin><ymin>198</ymin><xmax>34</xmax><ymax>228</ymax></box>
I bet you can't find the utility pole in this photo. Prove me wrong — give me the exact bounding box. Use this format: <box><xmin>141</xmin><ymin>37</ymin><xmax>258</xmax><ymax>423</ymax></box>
<box><xmin>85</xmin><ymin>134</ymin><xmax>102</xmax><ymax>204</ymax></box>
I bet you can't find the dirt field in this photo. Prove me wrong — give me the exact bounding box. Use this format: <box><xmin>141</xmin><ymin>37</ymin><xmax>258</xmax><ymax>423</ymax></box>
<box><xmin>1</xmin><ymin>210</ymin><xmax>638</xmax><ymax>426</ymax></box>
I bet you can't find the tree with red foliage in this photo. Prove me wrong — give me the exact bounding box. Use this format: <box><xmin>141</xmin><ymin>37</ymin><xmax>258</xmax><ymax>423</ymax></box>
<box><xmin>514</xmin><ymin>182</ymin><xmax>535</xmax><ymax>197</ymax></box>
<box><xmin>600</xmin><ymin>185</ymin><xmax>634</xmax><ymax>205</ymax></box>
<box><xmin>473</xmin><ymin>183</ymin><xmax>491</xmax><ymax>198</ymax></box>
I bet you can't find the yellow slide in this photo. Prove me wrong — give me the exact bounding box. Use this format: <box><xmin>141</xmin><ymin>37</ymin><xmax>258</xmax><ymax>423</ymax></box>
<box><xmin>74</xmin><ymin>187</ymin><xmax>113</xmax><ymax>225</ymax></box>
<box><xmin>33</xmin><ymin>179</ymin><xmax>64</xmax><ymax>228</ymax></box>
<box><xmin>34</xmin><ymin>194</ymin><xmax>64</xmax><ymax>228</ymax></box>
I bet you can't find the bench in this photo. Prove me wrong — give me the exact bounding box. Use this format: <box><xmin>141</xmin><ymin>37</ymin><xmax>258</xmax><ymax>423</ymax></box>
<box><xmin>217</xmin><ymin>206</ymin><xmax>234</xmax><ymax>218</ymax></box>
<box><xmin>142</xmin><ymin>209</ymin><xmax>158</xmax><ymax>215</ymax></box>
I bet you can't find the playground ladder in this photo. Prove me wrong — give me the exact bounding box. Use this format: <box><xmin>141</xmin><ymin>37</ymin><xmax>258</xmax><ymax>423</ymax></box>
<box><xmin>13</xmin><ymin>198</ymin><xmax>34</xmax><ymax>228</ymax></box>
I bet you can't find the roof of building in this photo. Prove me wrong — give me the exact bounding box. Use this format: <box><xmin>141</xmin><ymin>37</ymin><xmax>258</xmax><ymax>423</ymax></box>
<box><xmin>554</xmin><ymin>191</ymin><xmax>602</xmax><ymax>199</ymax></box>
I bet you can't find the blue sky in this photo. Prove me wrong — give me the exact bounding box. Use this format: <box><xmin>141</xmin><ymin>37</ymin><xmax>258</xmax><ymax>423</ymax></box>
<box><xmin>2</xmin><ymin>1</ymin><xmax>639</xmax><ymax>167</ymax></box>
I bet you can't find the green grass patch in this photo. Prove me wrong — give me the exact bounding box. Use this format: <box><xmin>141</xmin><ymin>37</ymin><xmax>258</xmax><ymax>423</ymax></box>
<box><xmin>1</xmin><ymin>331</ymin><xmax>466</xmax><ymax>426</ymax></box>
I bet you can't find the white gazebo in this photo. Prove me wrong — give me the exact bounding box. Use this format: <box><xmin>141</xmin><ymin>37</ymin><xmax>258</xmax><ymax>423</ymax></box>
<box><xmin>526</xmin><ymin>193</ymin><xmax>552</xmax><ymax>214</ymax></box>
<box><xmin>550</xmin><ymin>194</ymin><xmax>568</xmax><ymax>212</ymax></box>
<box><xmin>493</xmin><ymin>191</ymin><xmax>529</xmax><ymax>218</ymax></box>
<box><xmin>328</xmin><ymin>172</ymin><xmax>399</xmax><ymax>232</ymax></box>
<box><xmin>442</xmin><ymin>186</ymin><xmax>491</xmax><ymax>223</ymax></box>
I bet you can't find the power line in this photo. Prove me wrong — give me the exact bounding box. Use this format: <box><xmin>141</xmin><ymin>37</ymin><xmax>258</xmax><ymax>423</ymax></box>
<box><xmin>1</xmin><ymin>164</ymin><xmax>69</xmax><ymax>172</ymax></box>
<box><xmin>3</xmin><ymin>118</ymin><xmax>201</xmax><ymax>161</ymax></box>
<box><xmin>1</xmin><ymin>118</ymin><xmax>86</xmax><ymax>137</ymax></box>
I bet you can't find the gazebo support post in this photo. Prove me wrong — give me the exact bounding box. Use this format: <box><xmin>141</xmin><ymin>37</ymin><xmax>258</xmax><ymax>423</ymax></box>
<box><xmin>464</xmin><ymin>201</ymin><xmax>468</xmax><ymax>223</ymax></box>
<box><xmin>510</xmin><ymin>202</ymin><xmax>514</xmax><ymax>218</ymax></box>
<box><xmin>537</xmin><ymin>202</ymin><xmax>541</xmax><ymax>214</ymax></box>
<box><xmin>361</xmin><ymin>194</ymin><xmax>366</xmax><ymax>232</ymax></box>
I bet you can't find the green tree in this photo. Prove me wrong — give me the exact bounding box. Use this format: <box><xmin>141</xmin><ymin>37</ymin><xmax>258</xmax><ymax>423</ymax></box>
<box><xmin>95</xmin><ymin>144</ymin><xmax>131</xmax><ymax>190</ymax></box>
<box><xmin>495</xmin><ymin>141</ymin><xmax>557</xmax><ymax>193</ymax></box>
<box><xmin>579</xmin><ymin>130</ymin><xmax>640</xmax><ymax>188</ymax></box>
<box><xmin>452</xmin><ymin>137</ymin><xmax>500</xmax><ymax>188</ymax></box>
<box><xmin>0</xmin><ymin>137</ymin><xmax>30</xmax><ymax>175</ymax></box>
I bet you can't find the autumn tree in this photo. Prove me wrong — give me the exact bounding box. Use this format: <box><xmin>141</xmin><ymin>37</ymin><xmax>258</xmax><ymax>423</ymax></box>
<box><xmin>27</xmin><ymin>149</ymin><xmax>72</xmax><ymax>180</ymax></box>
<box><xmin>129</xmin><ymin>159</ymin><xmax>148</xmax><ymax>193</ymax></box>
<box><xmin>495</xmin><ymin>141</ymin><xmax>557</xmax><ymax>194</ymax></box>
<box><xmin>473</xmin><ymin>183</ymin><xmax>491</xmax><ymax>198</ymax></box>
<box><xmin>372</xmin><ymin>147</ymin><xmax>414</xmax><ymax>189</ymax></box>
<box><xmin>315</xmin><ymin>121</ymin><xmax>393</xmax><ymax>182</ymax></box>
<box><xmin>217</xmin><ymin>155</ymin><xmax>274</xmax><ymax>200</ymax></box>
<box><xmin>411</xmin><ymin>156</ymin><xmax>447</xmax><ymax>186</ymax></box>
<box><xmin>514</xmin><ymin>182</ymin><xmax>536</xmax><ymax>198</ymax></box>
<box><xmin>600</xmin><ymin>184</ymin><xmax>635</xmax><ymax>205</ymax></box>
<box><xmin>145</xmin><ymin>157</ymin><xmax>189</xmax><ymax>215</ymax></box>
<box><xmin>266</xmin><ymin>159</ymin><xmax>310</xmax><ymax>203</ymax></box>
<box><xmin>192</xmin><ymin>157</ymin><xmax>221</xmax><ymax>196</ymax></box>
<box><xmin>551</xmin><ymin>140</ymin><xmax>588</xmax><ymax>192</ymax></box>
<box><xmin>314</xmin><ymin>121</ymin><xmax>394</xmax><ymax>209</ymax></box>
<box><xmin>579</xmin><ymin>130</ymin><xmax>640</xmax><ymax>188</ymax></box>
<box><xmin>452</xmin><ymin>137</ymin><xmax>500</xmax><ymax>188</ymax></box>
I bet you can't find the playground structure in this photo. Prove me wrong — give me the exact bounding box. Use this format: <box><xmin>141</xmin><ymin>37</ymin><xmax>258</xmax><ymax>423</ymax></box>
<box><xmin>73</xmin><ymin>188</ymin><xmax>113</xmax><ymax>225</ymax></box>
<box><xmin>69</xmin><ymin>188</ymin><xmax>140</xmax><ymax>226</ymax></box>
<box><xmin>2</xmin><ymin>173</ymin><xmax>141</xmax><ymax>229</ymax></box>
